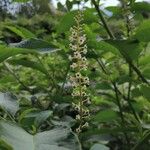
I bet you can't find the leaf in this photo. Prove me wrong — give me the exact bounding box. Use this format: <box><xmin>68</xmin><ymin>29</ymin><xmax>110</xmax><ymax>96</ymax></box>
<box><xmin>132</xmin><ymin>131</ymin><xmax>150</xmax><ymax>150</ymax></box>
<box><xmin>19</xmin><ymin>109</ymin><xmax>53</xmax><ymax>127</ymax></box>
<box><xmin>56</xmin><ymin>11</ymin><xmax>76</xmax><ymax>34</ymax></box>
<box><xmin>92</xmin><ymin>110</ymin><xmax>118</xmax><ymax>122</ymax></box>
<box><xmin>88</xmin><ymin>40</ymin><xmax>119</xmax><ymax>56</ymax></box>
<box><xmin>95</xmin><ymin>81</ymin><xmax>112</xmax><ymax>90</ymax></box>
<box><xmin>139</xmin><ymin>55</ymin><xmax>150</xmax><ymax>65</ymax></box>
<box><xmin>0</xmin><ymin>121</ymin><xmax>81</xmax><ymax>150</ymax></box>
<box><xmin>0</xmin><ymin>139</ymin><xmax>13</xmax><ymax>150</ymax></box>
<box><xmin>81</xmin><ymin>127</ymin><xmax>138</xmax><ymax>138</ymax></box>
<box><xmin>12</xmin><ymin>0</ymin><xmax>31</xmax><ymax>2</ymax></box>
<box><xmin>140</xmin><ymin>85</ymin><xmax>150</xmax><ymax>100</ymax></box>
<box><xmin>66</xmin><ymin>0</ymin><xmax>73</xmax><ymax>11</ymax></box>
<box><xmin>135</xmin><ymin>20</ymin><xmax>150</xmax><ymax>42</ymax></box>
<box><xmin>57</xmin><ymin>2</ymin><xmax>66</xmax><ymax>11</ymax></box>
<box><xmin>0</xmin><ymin>45</ymin><xmax>37</xmax><ymax>63</ymax></box>
<box><xmin>107</xmin><ymin>40</ymin><xmax>142</xmax><ymax>60</ymax></box>
<box><xmin>142</xmin><ymin>67</ymin><xmax>150</xmax><ymax>79</ymax></box>
<box><xmin>34</xmin><ymin>110</ymin><xmax>53</xmax><ymax>126</ymax></box>
<box><xmin>0</xmin><ymin>93</ymin><xmax>19</xmax><ymax>116</ymax></box>
<box><xmin>6</xmin><ymin>26</ymin><xmax>36</xmax><ymax>39</ymax></box>
<box><xmin>9</xmin><ymin>58</ymin><xmax>49</xmax><ymax>76</ymax></box>
<box><xmin>106</xmin><ymin>6</ymin><xmax>122</xmax><ymax>17</ymax></box>
<box><xmin>56</xmin><ymin>9</ymin><xmax>98</xmax><ymax>34</ymax></box>
<box><xmin>131</xmin><ymin>2</ymin><xmax>150</xmax><ymax>13</ymax></box>
<box><xmin>10</xmin><ymin>38</ymin><xmax>57</xmax><ymax>52</ymax></box>
<box><xmin>90</xmin><ymin>144</ymin><xmax>109</xmax><ymax>150</ymax></box>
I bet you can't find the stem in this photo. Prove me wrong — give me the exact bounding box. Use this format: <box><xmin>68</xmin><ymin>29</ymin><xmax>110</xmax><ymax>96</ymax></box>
<box><xmin>132</xmin><ymin>131</ymin><xmax>150</xmax><ymax>150</ymax></box>
<box><xmin>92</xmin><ymin>49</ymin><xmax>140</xmax><ymax>122</ymax></box>
<box><xmin>126</xmin><ymin>65</ymin><xmax>140</xmax><ymax>122</ymax></box>
<box><xmin>35</xmin><ymin>55</ymin><xmax>57</xmax><ymax>88</ymax></box>
<box><xmin>3</xmin><ymin>62</ymin><xmax>32</xmax><ymax>93</ymax></box>
<box><xmin>113</xmin><ymin>83</ymin><xmax>131</xmax><ymax>146</ymax></box>
<box><xmin>120</xmin><ymin>0</ymin><xmax>132</xmax><ymax>37</ymax></box>
<box><xmin>91</xmin><ymin>0</ymin><xmax>115</xmax><ymax>39</ymax></box>
<box><xmin>60</xmin><ymin>64</ymin><xmax>70</xmax><ymax>94</ymax></box>
<box><xmin>76</xmin><ymin>17</ymin><xmax>83</xmax><ymax>126</ymax></box>
<box><xmin>73</xmin><ymin>131</ymin><xmax>83</xmax><ymax>150</ymax></box>
<box><xmin>92</xmin><ymin>0</ymin><xmax>150</xmax><ymax>86</ymax></box>
<box><xmin>1</xmin><ymin>107</ymin><xmax>16</xmax><ymax>123</ymax></box>
<box><xmin>128</xmin><ymin>65</ymin><xmax>132</xmax><ymax>100</ymax></box>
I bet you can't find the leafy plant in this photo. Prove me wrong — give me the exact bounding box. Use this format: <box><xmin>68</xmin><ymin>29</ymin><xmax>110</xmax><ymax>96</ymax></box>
<box><xmin>0</xmin><ymin>0</ymin><xmax>150</xmax><ymax>149</ymax></box>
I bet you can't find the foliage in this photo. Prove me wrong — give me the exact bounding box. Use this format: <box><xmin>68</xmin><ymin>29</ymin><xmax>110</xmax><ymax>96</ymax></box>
<box><xmin>0</xmin><ymin>0</ymin><xmax>150</xmax><ymax>149</ymax></box>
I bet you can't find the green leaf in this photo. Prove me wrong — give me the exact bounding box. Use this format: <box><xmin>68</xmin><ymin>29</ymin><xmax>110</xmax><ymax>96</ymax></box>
<box><xmin>0</xmin><ymin>93</ymin><xmax>19</xmax><ymax>116</ymax></box>
<box><xmin>0</xmin><ymin>139</ymin><xmax>13</xmax><ymax>150</ymax></box>
<box><xmin>132</xmin><ymin>131</ymin><xmax>150</xmax><ymax>150</ymax></box>
<box><xmin>19</xmin><ymin>109</ymin><xmax>53</xmax><ymax>127</ymax></box>
<box><xmin>83</xmin><ymin>8</ymin><xmax>98</xmax><ymax>24</ymax></box>
<box><xmin>13</xmin><ymin>0</ymin><xmax>31</xmax><ymax>2</ymax></box>
<box><xmin>34</xmin><ymin>110</ymin><xmax>53</xmax><ymax>126</ymax></box>
<box><xmin>9</xmin><ymin>58</ymin><xmax>49</xmax><ymax>76</ymax></box>
<box><xmin>0</xmin><ymin>45</ymin><xmax>37</xmax><ymax>63</ymax></box>
<box><xmin>107</xmin><ymin>40</ymin><xmax>142</xmax><ymax>60</ymax></box>
<box><xmin>81</xmin><ymin>127</ymin><xmax>138</xmax><ymax>138</ymax></box>
<box><xmin>131</xmin><ymin>2</ymin><xmax>150</xmax><ymax>13</ymax></box>
<box><xmin>95</xmin><ymin>81</ymin><xmax>112</xmax><ymax>90</ymax></box>
<box><xmin>56</xmin><ymin>11</ymin><xmax>76</xmax><ymax>34</ymax></box>
<box><xmin>106</xmin><ymin>6</ymin><xmax>122</xmax><ymax>17</ymax></box>
<box><xmin>142</xmin><ymin>67</ymin><xmax>150</xmax><ymax>79</ymax></box>
<box><xmin>6</xmin><ymin>26</ymin><xmax>36</xmax><ymax>39</ymax></box>
<box><xmin>0</xmin><ymin>121</ymin><xmax>81</xmax><ymax>150</ymax></box>
<box><xmin>10</xmin><ymin>38</ymin><xmax>57</xmax><ymax>52</ymax></box>
<box><xmin>139</xmin><ymin>55</ymin><xmax>150</xmax><ymax>65</ymax></box>
<box><xmin>88</xmin><ymin>40</ymin><xmax>119</xmax><ymax>55</ymax></box>
<box><xmin>90</xmin><ymin>144</ymin><xmax>109</xmax><ymax>150</ymax></box>
<box><xmin>66</xmin><ymin>0</ymin><xmax>73</xmax><ymax>11</ymax></box>
<box><xmin>92</xmin><ymin>110</ymin><xmax>118</xmax><ymax>122</ymax></box>
<box><xmin>135</xmin><ymin>20</ymin><xmax>150</xmax><ymax>42</ymax></box>
<box><xmin>140</xmin><ymin>85</ymin><xmax>150</xmax><ymax>100</ymax></box>
<box><xmin>56</xmin><ymin>9</ymin><xmax>98</xmax><ymax>34</ymax></box>
<box><xmin>57</xmin><ymin>2</ymin><xmax>66</xmax><ymax>11</ymax></box>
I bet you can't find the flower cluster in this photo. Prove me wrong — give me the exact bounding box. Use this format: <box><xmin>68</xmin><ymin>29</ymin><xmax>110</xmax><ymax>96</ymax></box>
<box><xmin>69</xmin><ymin>11</ymin><xmax>90</xmax><ymax>134</ymax></box>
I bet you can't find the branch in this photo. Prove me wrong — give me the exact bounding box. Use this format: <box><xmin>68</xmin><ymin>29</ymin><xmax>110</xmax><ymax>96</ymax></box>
<box><xmin>92</xmin><ymin>0</ymin><xmax>149</xmax><ymax>86</ymax></box>
<box><xmin>91</xmin><ymin>0</ymin><xmax>115</xmax><ymax>39</ymax></box>
<box><xmin>92</xmin><ymin>49</ymin><xmax>140</xmax><ymax>122</ymax></box>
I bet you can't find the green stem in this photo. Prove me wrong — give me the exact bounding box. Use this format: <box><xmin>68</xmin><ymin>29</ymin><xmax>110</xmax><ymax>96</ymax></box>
<box><xmin>60</xmin><ymin>64</ymin><xmax>70</xmax><ymax>94</ymax></box>
<box><xmin>73</xmin><ymin>131</ymin><xmax>83</xmax><ymax>150</ymax></box>
<box><xmin>132</xmin><ymin>131</ymin><xmax>150</xmax><ymax>150</ymax></box>
<box><xmin>92</xmin><ymin>0</ymin><xmax>149</xmax><ymax>86</ymax></box>
<box><xmin>3</xmin><ymin>62</ymin><xmax>32</xmax><ymax>93</ymax></box>
<box><xmin>91</xmin><ymin>0</ymin><xmax>115</xmax><ymax>39</ymax></box>
<box><xmin>113</xmin><ymin>83</ymin><xmax>131</xmax><ymax>146</ymax></box>
<box><xmin>35</xmin><ymin>55</ymin><xmax>57</xmax><ymax>88</ymax></box>
<box><xmin>93</xmin><ymin>49</ymin><xmax>140</xmax><ymax>122</ymax></box>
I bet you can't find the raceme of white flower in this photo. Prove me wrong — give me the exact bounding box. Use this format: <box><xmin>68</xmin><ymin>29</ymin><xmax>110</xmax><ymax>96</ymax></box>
<box><xmin>68</xmin><ymin>11</ymin><xmax>90</xmax><ymax>134</ymax></box>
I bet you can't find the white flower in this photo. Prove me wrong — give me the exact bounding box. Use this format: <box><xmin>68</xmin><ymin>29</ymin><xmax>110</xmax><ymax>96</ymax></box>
<box><xmin>79</xmin><ymin>35</ymin><xmax>86</xmax><ymax>45</ymax></box>
<box><xmin>69</xmin><ymin>36</ymin><xmax>74</xmax><ymax>42</ymax></box>
<box><xmin>68</xmin><ymin>55</ymin><xmax>73</xmax><ymax>60</ymax></box>
<box><xmin>82</xmin><ymin>122</ymin><xmax>89</xmax><ymax>128</ymax></box>
<box><xmin>70</xmin><ymin>63</ymin><xmax>77</xmax><ymax>69</ymax></box>
<box><xmin>76</xmin><ymin>127</ymin><xmax>82</xmax><ymax>133</ymax></box>
<box><xmin>69</xmin><ymin>11</ymin><xmax>90</xmax><ymax>133</ymax></box>
<box><xmin>82</xmin><ymin>57</ymin><xmax>87</xmax><ymax>62</ymax></box>
<box><xmin>75</xmin><ymin>72</ymin><xmax>82</xmax><ymax>78</ymax></box>
<box><xmin>69</xmin><ymin>44</ymin><xmax>77</xmax><ymax>51</ymax></box>
<box><xmin>83</xmin><ymin>77</ymin><xmax>89</xmax><ymax>85</ymax></box>
<box><xmin>76</xmin><ymin>114</ymin><xmax>81</xmax><ymax>120</ymax></box>
<box><xmin>73</xmin><ymin>51</ymin><xmax>82</xmax><ymax>59</ymax></box>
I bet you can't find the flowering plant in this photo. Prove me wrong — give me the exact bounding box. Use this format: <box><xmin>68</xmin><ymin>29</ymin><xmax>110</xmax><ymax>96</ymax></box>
<box><xmin>69</xmin><ymin>11</ymin><xmax>90</xmax><ymax>133</ymax></box>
